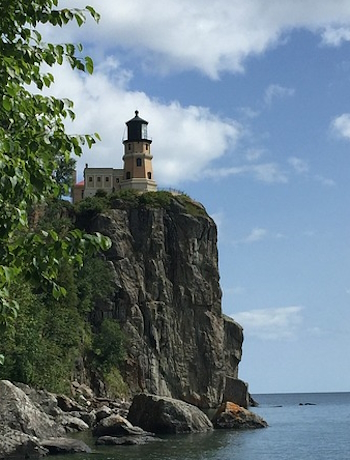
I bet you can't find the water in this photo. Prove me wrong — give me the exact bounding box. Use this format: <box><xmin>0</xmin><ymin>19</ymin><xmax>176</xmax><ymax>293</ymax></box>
<box><xmin>59</xmin><ymin>393</ymin><xmax>350</xmax><ymax>460</ymax></box>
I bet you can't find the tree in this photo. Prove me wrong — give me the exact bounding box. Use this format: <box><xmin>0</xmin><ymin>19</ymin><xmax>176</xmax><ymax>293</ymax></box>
<box><xmin>54</xmin><ymin>154</ymin><xmax>77</xmax><ymax>198</ymax></box>
<box><xmin>0</xmin><ymin>1</ymin><xmax>110</xmax><ymax>364</ymax></box>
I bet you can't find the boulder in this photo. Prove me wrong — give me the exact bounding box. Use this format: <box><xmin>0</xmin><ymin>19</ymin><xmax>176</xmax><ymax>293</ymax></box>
<box><xmin>92</xmin><ymin>414</ymin><xmax>144</xmax><ymax>437</ymax></box>
<box><xmin>56</xmin><ymin>395</ymin><xmax>84</xmax><ymax>413</ymax></box>
<box><xmin>127</xmin><ymin>394</ymin><xmax>213</xmax><ymax>434</ymax></box>
<box><xmin>0</xmin><ymin>427</ymin><xmax>48</xmax><ymax>460</ymax></box>
<box><xmin>0</xmin><ymin>380</ymin><xmax>64</xmax><ymax>438</ymax></box>
<box><xmin>95</xmin><ymin>405</ymin><xmax>112</xmax><ymax>422</ymax></box>
<box><xmin>41</xmin><ymin>438</ymin><xmax>91</xmax><ymax>454</ymax></box>
<box><xmin>69</xmin><ymin>411</ymin><xmax>96</xmax><ymax>428</ymax></box>
<box><xmin>212</xmin><ymin>402</ymin><xmax>268</xmax><ymax>429</ymax></box>
<box><xmin>96</xmin><ymin>435</ymin><xmax>157</xmax><ymax>446</ymax></box>
<box><xmin>56</xmin><ymin>414</ymin><xmax>89</xmax><ymax>432</ymax></box>
<box><xmin>13</xmin><ymin>384</ymin><xmax>61</xmax><ymax>417</ymax></box>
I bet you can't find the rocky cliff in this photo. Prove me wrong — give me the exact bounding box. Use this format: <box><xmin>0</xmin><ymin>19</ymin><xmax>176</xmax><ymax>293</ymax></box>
<box><xmin>83</xmin><ymin>195</ymin><xmax>245</xmax><ymax>409</ymax></box>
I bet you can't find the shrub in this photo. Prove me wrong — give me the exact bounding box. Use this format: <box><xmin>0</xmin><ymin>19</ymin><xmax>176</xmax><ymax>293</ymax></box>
<box><xmin>138</xmin><ymin>191</ymin><xmax>172</xmax><ymax>208</ymax></box>
<box><xmin>92</xmin><ymin>319</ymin><xmax>125</xmax><ymax>374</ymax></box>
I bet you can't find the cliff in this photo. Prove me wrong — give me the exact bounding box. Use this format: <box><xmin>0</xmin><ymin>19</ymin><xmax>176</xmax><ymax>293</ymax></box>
<box><xmin>82</xmin><ymin>195</ymin><xmax>245</xmax><ymax>409</ymax></box>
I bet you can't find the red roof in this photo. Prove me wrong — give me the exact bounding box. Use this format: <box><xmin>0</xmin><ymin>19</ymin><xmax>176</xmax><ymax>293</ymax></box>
<box><xmin>75</xmin><ymin>180</ymin><xmax>84</xmax><ymax>187</ymax></box>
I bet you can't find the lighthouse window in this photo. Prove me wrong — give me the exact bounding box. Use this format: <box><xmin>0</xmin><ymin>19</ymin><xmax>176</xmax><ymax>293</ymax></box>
<box><xmin>145</xmin><ymin>144</ymin><xmax>149</xmax><ymax>150</ymax></box>
<box><xmin>147</xmin><ymin>172</ymin><xmax>152</xmax><ymax>179</ymax></box>
<box><xmin>126</xmin><ymin>171</ymin><xmax>131</xmax><ymax>179</ymax></box>
<box><xmin>128</xmin><ymin>144</ymin><xmax>131</xmax><ymax>150</ymax></box>
<box><xmin>136</xmin><ymin>158</ymin><xmax>142</xmax><ymax>167</ymax></box>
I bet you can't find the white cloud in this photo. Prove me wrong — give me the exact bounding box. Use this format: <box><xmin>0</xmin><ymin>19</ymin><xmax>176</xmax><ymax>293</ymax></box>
<box><xmin>288</xmin><ymin>157</ymin><xmax>309</xmax><ymax>174</ymax></box>
<box><xmin>52</xmin><ymin>0</ymin><xmax>350</xmax><ymax>78</ymax></box>
<box><xmin>232</xmin><ymin>306</ymin><xmax>303</xmax><ymax>340</ymax></box>
<box><xmin>231</xmin><ymin>227</ymin><xmax>286</xmax><ymax>245</ymax></box>
<box><xmin>287</xmin><ymin>157</ymin><xmax>335</xmax><ymax>186</ymax></box>
<box><xmin>314</xmin><ymin>175</ymin><xmax>336</xmax><ymax>186</ymax></box>
<box><xmin>43</xmin><ymin>61</ymin><xmax>241</xmax><ymax>186</ymax></box>
<box><xmin>331</xmin><ymin>113</ymin><xmax>350</xmax><ymax>140</ymax></box>
<box><xmin>204</xmin><ymin>162</ymin><xmax>288</xmax><ymax>184</ymax></box>
<box><xmin>264</xmin><ymin>84</ymin><xmax>295</xmax><ymax>105</ymax></box>
<box><xmin>244</xmin><ymin>228</ymin><xmax>268</xmax><ymax>243</ymax></box>
<box><xmin>321</xmin><ymin>26</ymin><xmax>350</xmax><ymax>46</ymax></box>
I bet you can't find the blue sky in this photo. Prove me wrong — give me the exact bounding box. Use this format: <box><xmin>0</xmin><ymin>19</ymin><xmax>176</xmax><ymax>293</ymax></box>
<box><xmin>48</xmin><ymin>1</ymin><xmax>350</xmax><ymax>394</ymax></box>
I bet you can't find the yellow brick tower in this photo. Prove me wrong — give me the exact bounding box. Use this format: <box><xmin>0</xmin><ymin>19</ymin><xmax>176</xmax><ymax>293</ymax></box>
<box><xmin>122</xmin><ymin>111</ymin><xmax>157</xmax><ymax>191</ymax></box>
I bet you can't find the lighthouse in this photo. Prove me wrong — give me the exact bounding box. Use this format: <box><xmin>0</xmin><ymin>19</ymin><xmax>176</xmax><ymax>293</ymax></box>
<box><xmin>122</xmin><ymin>111</ymin><xmax>157</xmax><ymax>192</ymax></box>
<box><xmin>72</xmin><ymin>111</ymin><xmax>157</xmax><ymax>203</ymax></box>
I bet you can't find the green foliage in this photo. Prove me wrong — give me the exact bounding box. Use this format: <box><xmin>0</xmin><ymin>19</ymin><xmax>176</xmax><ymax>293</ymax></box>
<box><xmin>109</xmin><ymin>189</ymin><xmax>140</xmax><ymax>207</ymax></box>
<box><xmin>0</xmin><ymin>1</ymin><xmax>112</xmax><ymax>352</ymax></box>
<box><xmin>54</xmin><ymin>154</ymin><xmax>77</xmax><ymax>198</ymax></box>
<box><xmin>75</xmin><ymin>195</ymin><xmax>110</xmax><ymax>224</ymax></box>
<box><xmin>103</xmin><ymin>366</ymin><xmax>130</xmax><ymax>399</ymax></box>
<box><xmin>95</xmin><ymin>189</ymin><xmax>108</xmax><ymax>198</ymax></box>
<box><xmin>0</xmin><ymin>254</ymin><xmax>118</xmax><ymax>393</ymax></box>
<box><xmin>92</xmin><ymin>319</ymin><xmax>125</xmax><ymax>374</ymax></box>
<box><xmin>77</xmin><ymin>257</ymin><xmax>114</xmax><ymax>315</ymax></box>
<box><xmin>0</xmin><ymin>277</ymin><xmax>84</xmax><ymax>393</ymax></box>
<box><xmin>175</xmin><ymin>194</ymin><xmax>207</xmax><ymax>217</ymax></box>
<box><xmin>138</xmin><ymin>191</ymin><xmax>172</xmax><ymax>208</ymax></box>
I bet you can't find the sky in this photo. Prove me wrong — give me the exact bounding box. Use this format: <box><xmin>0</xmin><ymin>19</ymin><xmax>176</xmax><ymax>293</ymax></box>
<box><xmin>45</xmin><ymin>0</ymin><xmax>350</xmax><ymax>394</ymax></box>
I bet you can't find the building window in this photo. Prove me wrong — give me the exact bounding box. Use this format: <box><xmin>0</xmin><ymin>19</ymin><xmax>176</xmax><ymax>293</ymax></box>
<box><xmin>136</xmin><ymin>158</ymin><xmax>142</xmax><ymax>167</ymax></box>
<box><xmin>147</xmin><ymin>172</ymin><xmax>152</xmax><ymax>179</ymax></box>
<box><xmin>145</xmin><ymin>144</ymin><xmax>149</xmax><ymax>150</ymax></box>
<box><xmin>128</xmin><ymin>144</ymin><xmax>131</xmax><ymax>150</ymax></box>
<box><xmin>88</xmin><ymin>176</ymin><xmax>93</xmax><ymax>187</ymax></box>
<box><xmin>105</xmin><ymin>177</ymin><xmax>109</xmax><ymax>182</ymax></box>
<box><xmin>116</xmin><ymin>178</ymin><xmax>119</xmax><ymax>183</ymax></box>
<box><xmin>126</xmin><ymin>171</ymin><xmax>131</xmax><ymax>180</ymax></box>
<box><xmin>97</xmin><ymin>176</ymin><xmax>101</xmax><ymax>182</ymax></box>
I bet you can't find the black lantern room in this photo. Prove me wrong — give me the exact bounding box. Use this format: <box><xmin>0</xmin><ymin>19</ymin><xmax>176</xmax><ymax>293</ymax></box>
<box><xmin>125</xmin><ymin>110</ymin><xmax>151</xmax><ymax>143</ymax></box>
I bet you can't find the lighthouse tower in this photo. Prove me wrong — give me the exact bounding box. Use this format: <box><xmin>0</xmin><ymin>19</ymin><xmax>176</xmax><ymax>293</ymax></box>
<box><xmin>121</xmin><ymin>111</ymin><xmax>157</xmax><ymax>192</ymax></box>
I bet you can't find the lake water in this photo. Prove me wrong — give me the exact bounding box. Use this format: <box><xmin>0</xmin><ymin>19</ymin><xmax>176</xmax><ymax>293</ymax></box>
<box><xmin>61</xmin><ymin>392</ymin><xmax>350</xmax><ymax>460</ymax></box>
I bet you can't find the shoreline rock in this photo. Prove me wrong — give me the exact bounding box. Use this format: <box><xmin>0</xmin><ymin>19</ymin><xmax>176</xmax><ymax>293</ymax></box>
<box><xmin>0</xmin><ymin>380</ymin><xmax>267</xmax><ymax>459</ymax></box>
<box><xmin>127</xmin><ymin>394</ymin><xmax>213</xmax><ymax>434</ymax></box>
<box><xmin>212</xmin><ymin>402</ymin><xmax>268</xmax><ymax>429</ymax></box>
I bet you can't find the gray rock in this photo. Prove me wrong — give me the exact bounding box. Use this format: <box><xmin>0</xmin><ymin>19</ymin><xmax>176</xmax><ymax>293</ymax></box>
<box><xmin>56</xmin><ymin>395</ymin><xmax>84</xmax><ymax>412</ymax></box>
<box><xmin>212</xmin><ymin>402</ymin><xmax>268</xmax><ymax>429</ymax></box>
<box><xmin>127</xmin><ymin>393</ymin><xmax>213</xmax><ymax>434</ymax></box>
<box><xmin>0</xmin><ymin>427</ymin><xmax>48</xmax><ymax>460</ymax></box>
<box><xmin>41</xmin><ymin>437</ymin><xmax>91</xmax><ymax>454</ymax></box>
<box><xmin>95</xmin><ymin>405</ymin><xmax>112</xmax><ymax>422</ymax></box>
<box><xmin>223</xmin><ymin>377</ymin><xmax>249</xmax><ymax>409</ymax></box>
<box><xmin>67</xmin><ymin>410</ymin><xmax>96</xmax><ymax>427</ymax></box>
<box><xmin>56</xmin><ymin>415</ymin><xmax>89</xmax><ymax>432</ymax></box>
<box><xmin>96</xmin><ymin>435</ymin><xmax>157</xmax><ymax>446</ymax></box>
<box><xmin>0</xmin><ymin>380</ymin><xmax>65</xmax><ymax>438</ymax></box>
<box><xmin>92</xmin><ymin>414</ymin><xmax>141</xmax><ymax>437</ymax></box>
<box><xmin>13</xmin><ymin>383</ymin><xmax>60</xmax><ymax>417</ymax></box>
<box><xmin>87</xmin><ymin>198</ymin><xmax>245</xmax><ymax>409</ymax></box>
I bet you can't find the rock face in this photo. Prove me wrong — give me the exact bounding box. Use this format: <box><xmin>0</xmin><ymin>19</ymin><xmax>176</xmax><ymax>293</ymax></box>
<box><xmin>87</xmin><ymin>196</ymin><xmax>245</xmax><ymax>409</ymax></box>
<box><xmin>127</xmin><ymin>394</ymin><xmax>213</xmax><ymax>434</ymax></box>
